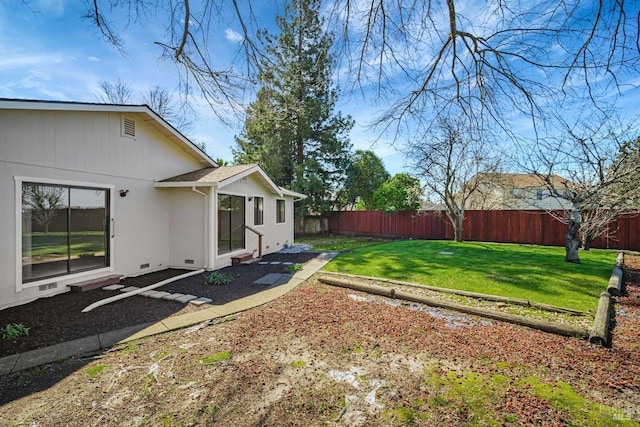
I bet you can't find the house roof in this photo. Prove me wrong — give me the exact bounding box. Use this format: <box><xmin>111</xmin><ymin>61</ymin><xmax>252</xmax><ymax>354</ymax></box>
<box><xmin>0</xmin><ymin>98</ymin><xmax>216</xmax><ymax>168</ymax></box>
<box><xmin>477</xmin><ymin>173</ymin><xmax>570</xmax><ymax>189</ymax></box>
<box><xmin>155</xmin><ymin>163</ymin><xmax>306</xmax><ymax>199</ymax></box>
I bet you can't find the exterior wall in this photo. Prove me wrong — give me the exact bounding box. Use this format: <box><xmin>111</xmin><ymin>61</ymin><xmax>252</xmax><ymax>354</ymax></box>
<box><xmin>166</xmin><ymin>187</ymin><xmax>208</xmax><ymax>269</ymax></box>
<box><xmin>214</xmin><ymin>176</ymin><xmax>295</xmax><ymax>268</ymax></box>
<box><xmin>0</xmin><ymin>108</ymin><xmax>205</xmax><ymax>309</ymax></box>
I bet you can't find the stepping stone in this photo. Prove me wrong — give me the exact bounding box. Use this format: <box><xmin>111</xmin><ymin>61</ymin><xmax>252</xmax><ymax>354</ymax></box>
<box><xmin>270</xmin><ymin>261</ymin><xmax>281</xmax><ymax>265</ymax></box>
<box><xmin>163</xmin><ymin>293</ymin><xmax>185</xmax><ymax>301</ymax></box>
<box><xmin>282</xmin><ymin>262</ymin><xmax>294</xmax><ymax>265</ymax></box>
<box><xmin>254</xmin><ymin>273</ymin><xmax>287</xmax><ymax>285</ymax></box>
<box><xmin>148</xmin><ymin>291</ymin><xmax>171</xmax><ymax>299</ymax></box>
<box><xmin>120</xmin><ymin>286</ymin><xmax>140</xmax><ymax>293</ymax></box>
<box><xmin>258</xmin><ymin>262</ymin><xmax>270</xmax><ymax>265</ymax></box>
<box><xmin>139</xmin><ymin>290</ymin><xmax>157</xmax><ymax>297</ymax></box>
<box><xmin>175</xmin><ymin>294</ymin><xmax>198</xmax><ymax>303</ymax></box>
<box><xmin>189</xmin><ymin>297</ymin><xmax>213</xmax><ymax>306</ymax></box>
<box><xmin>102</xmin><ymin>284</ymin><xmax>124</xmax><ymax>291</ymax></box>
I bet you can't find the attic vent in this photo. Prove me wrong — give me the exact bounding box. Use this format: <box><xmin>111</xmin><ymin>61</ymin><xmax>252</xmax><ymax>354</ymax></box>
<box><xmin>121</xmin><ymin>117</ymin><xmax>136</xmax><ymax>139</ymax></box>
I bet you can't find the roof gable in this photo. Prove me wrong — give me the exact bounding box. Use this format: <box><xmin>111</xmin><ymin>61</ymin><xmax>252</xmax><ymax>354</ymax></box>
<box><xmin>0</xmin><ymin>98</ymin><xmax>216</xmax><ymax>168</ymax></box>
<box><xmin>156</xmin><ymin>164</ymin><xmax>297</xmax><ymax>197</ymax></box>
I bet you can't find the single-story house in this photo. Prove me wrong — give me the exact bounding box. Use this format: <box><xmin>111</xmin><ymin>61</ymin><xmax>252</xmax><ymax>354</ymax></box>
<box><xmin>0</xmin><ymin>99</ymin><xmax>305</xmax><ymax>310</ymax></box>
<box><xmin>466</xmin><ymin>173</ymin><xmax>573</xmax><ymax>211</ymax></box>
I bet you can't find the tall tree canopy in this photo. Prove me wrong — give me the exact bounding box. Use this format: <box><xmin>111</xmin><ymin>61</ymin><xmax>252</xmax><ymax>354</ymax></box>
<box><xmin>233</xmin><ymin>0</ymin><xmax>353</xmax><ymax>214</ymax></box>
<box><xmin>340</xmin><ymin>150</ymin><xmax>390</xmax><ymax>210</ymax></box>
<box><xmin>373</xmin><ymin>173</ymin><xmax>423</xmax><ymax>213</ymax></box>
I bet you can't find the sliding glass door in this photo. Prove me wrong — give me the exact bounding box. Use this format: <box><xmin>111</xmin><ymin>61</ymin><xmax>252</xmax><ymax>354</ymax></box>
<box><xmin>218</xmin><ymin>194</ymin><xmax>245</xmax><ymax>254</ymax></box>
<box><xmin>22</xmin><ymin>183</ymin><xmax>110</xmax><ymax>283</ymax></box>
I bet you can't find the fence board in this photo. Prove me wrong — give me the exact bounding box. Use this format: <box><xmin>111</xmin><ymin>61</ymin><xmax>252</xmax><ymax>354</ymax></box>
<box><xmin>326</xmin><ymin>210</ymin><xmax>639</xmax><ymax>251</ymax></box>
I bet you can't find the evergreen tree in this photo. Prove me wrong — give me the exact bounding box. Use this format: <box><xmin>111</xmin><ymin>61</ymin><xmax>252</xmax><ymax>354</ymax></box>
<box><xmin>340</xmin><ymin>150</ymin><xmax>390</xmax><ymax>210</ymax></box>
<box><xmin>234</xmin><ymin>0</ymin><xmax>353</xmax><ymax>215</ymax></box>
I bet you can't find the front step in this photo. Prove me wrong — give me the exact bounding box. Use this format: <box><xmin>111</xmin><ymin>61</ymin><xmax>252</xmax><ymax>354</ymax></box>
<box><xmin>231</xmin><ymin>253</ymin><xmax>254</xmax><ymax>266</ymax></box>
<box><xmin>241</xmin><ymin>257</ymin><xmax>262</xmax><ymax>265</ymax></box>
<box><xmin>68</xmin><ymin>274</ymin><xmax>122</xmax><ymax>292</ymax></box>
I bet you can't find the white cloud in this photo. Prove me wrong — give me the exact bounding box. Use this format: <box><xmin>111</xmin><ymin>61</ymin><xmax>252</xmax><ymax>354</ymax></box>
<box><xmin>87</xmin><ymin>56</ymin><xmax>100</xmax><ymax>62</ymax></box>
<box><xmin>0</xmin><ymin>53</ymin><xmax>63</xmax><ymax>70</ymax></box>
<box><xmin>225</xmin><ymin>28</ymin><xmax>243</xmax><ymax>43</ymax></box>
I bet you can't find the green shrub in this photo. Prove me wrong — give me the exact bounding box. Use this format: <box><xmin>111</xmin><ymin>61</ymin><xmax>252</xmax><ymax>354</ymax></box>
<box><xmin>2</xmin><ymin>323</ymin><xmax>30</xmax><ymax>340</ymax></box>
<box><xmin>286</xmin><ymin>263</ymin><xmax>303</xmax><ymax>273</ymax></box>
<box><xmin>204</xmin><ymin>272</ymin><xmax>233</xmax><ymax>285</ymax></box>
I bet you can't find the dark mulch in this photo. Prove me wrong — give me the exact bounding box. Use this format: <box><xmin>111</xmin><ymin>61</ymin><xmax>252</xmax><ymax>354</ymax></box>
<box><xmin>0</xmin><ymin>252</ymin><xmax>319</xmax><ymax>358</ymax></box>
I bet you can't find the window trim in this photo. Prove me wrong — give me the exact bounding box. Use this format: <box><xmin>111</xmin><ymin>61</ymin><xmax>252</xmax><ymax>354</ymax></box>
<box><xmin>276</xmin><ymin>198</ymin><xmax>286</xmax><ymax>224</ymax></box>
<box><xmin>216</xmin><ymin>192</ymin><xmax>246</xmax><ymax>256</ymax></box>
<box><xmin>15</xmin><ymin>176</ymin><xmax>115</xmax><ymax>292</ymax></box>
<box><xmin>253</xmin><ymin>195</ymin><xmax>264</xmax><ymax>227</ymax></box>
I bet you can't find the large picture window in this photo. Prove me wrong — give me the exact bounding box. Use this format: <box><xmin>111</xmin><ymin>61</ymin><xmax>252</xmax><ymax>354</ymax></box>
<box><xmin>21</xmin><ymin>182</ymin><xmax>110</xmax><ymax>283</ymax></box>
<box><xmin>218</xmin><ymin>194</ymin><xmax>245</xmax><ymax>254</ymax></box>
<box><xmin>254</xmin><ymin>196</ymin><xmax>264</xmax><ymax>226</ymax></box>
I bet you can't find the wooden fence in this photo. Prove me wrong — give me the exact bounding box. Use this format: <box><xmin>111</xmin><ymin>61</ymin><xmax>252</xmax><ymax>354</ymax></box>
<box><xmin>326</xmin><ymin>210</ymin><xmax>640</xmax><ymax>251</ymax></box>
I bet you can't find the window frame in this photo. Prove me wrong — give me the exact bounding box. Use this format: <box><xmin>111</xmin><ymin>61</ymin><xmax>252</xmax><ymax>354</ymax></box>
<box><xmin>253</xmin><ymin>196</ymin><xmax>264</xmax><ymax>226</ymax></box>
<box><xmin>217</xmin><ymin>192</ymin><xmax>246</xmax><ymax>256</ymax></box>
<box><xmin>15</xmin><ymin>176</ymin><xmax>114</xmax><ymax>291</ymax></box>
<box><xmin>276</xmin><ymin>199</ymin><xmax>286</xmax><ymax>224</ymax></box>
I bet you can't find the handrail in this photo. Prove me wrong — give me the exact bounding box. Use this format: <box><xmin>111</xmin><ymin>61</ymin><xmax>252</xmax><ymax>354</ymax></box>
<box><xmin>245</xmin><ymin>224</ymin><xmax>263</xmax><ymax>258</ymax></box>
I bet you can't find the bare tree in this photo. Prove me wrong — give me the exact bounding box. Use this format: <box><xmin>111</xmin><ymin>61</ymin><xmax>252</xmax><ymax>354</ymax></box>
<box><xmin>22</xmin><ymin>185</ymin><xmax>65</xmax><ymax>234</ymax></box>
<box><xmin>142</xmin><ymin>85</ymin><xmax>194</xmax><ymax>133</ymax></box>
<box><xmin>79</xmin><ymin>1</ymin><xmax>638</xmax><ymax>134</ymax></box>
<box><xmin>523</xmin><ymin>113</ymin><xmax>640</xmax><ymax>262</ymax></box>
<box><xmin>96</xmin><ymin>79</ymin><xmax>134</xmax><ymax>104</ymax></box>
<box><xmin>409</xmin><ymin>117</ymin><xmax>500</xmax><ymax>242</ymax></box>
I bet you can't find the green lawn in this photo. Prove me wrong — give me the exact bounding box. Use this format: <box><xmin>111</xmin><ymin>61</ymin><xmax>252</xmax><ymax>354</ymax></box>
<box><xmin>295</xmin><ymin>234</ymin><xmax>392</xmax><ymax>251</ymax></box>
<box><xmin>322</xmin><ymin>239</ymin><xmax>617</xmax><ymax>312</ymax></box>
<box><xmin>23</xmin><ymin>231</ymin><xmax>106</xmax><ymax>258</ymax></box>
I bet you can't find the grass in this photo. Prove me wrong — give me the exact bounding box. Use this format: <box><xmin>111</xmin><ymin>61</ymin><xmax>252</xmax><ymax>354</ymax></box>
<box><xmin>323</xmin><ymin>240</ymin><xmax>616</xmax><ymax>312</ymax></box>
<box><xmin>295</xmin><ymin>234</ymin><xmax>391</xmax><ymax>252</ymax></box>
<box><xmin>23</xmin><ymin>231</ymin><xmax>106</xmax><ymax>258</ymax></box>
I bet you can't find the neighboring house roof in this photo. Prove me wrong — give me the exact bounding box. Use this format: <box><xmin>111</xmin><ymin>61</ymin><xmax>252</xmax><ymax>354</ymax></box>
<box><xmin>478</xmin><ymin>173</ymin><xmax>570</xmax><ymax>189</ymax></box>
<box><xmin>0</xmin><ymin>98</ymin><xmax>216</xmax><ymax>168</ymax></box>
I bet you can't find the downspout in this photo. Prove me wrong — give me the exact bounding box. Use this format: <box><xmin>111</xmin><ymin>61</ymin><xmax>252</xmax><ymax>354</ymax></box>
<box><xmin>192</xmin><ymin>186</ymin><xmax>208</xmax><ymax>270</ymax></box>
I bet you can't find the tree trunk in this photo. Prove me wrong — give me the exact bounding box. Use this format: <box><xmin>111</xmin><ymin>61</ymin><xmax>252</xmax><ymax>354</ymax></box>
<box><xmin>565</xmin><ymin>205</ymin><xmax>581</xmax><ymax>263</ymax></box>
<box><xmin>454</xmin><ymin>216</ymin><xmax>463</xmax><ymax>242</ymax></box>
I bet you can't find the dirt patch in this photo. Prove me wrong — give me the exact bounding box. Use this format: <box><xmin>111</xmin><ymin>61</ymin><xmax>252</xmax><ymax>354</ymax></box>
<box><xmin>0</xmin><ymin>252</ymin><xmax>317</xmax><ymax>358</ymax></box>
<box><xmin>0</xmin><ymin>255</ymin><xmax>638</xmax><ymax>425</ymax></box>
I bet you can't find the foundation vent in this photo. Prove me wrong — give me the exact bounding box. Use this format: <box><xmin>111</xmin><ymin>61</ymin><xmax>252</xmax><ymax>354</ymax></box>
<box><xmin>185</xmin><ymin>259</ymin><xmax>194</xmax><ymax>265</ymax></box>
<box><xmin>140</xmin><ymin>263</ymin><xmax>150</xmax><ymax>269</ymax></box>
<box><xmin>39</xmin><ymin>283</ymin><xmax>57</xmax><ymax>292</ymax></box>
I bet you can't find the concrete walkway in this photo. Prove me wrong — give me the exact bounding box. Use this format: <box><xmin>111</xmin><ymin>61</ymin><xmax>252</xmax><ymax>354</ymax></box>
<box><xmin>0</xmin><ymin>252</ymin><xmax>337</xmax><ymax>375</ymax></box>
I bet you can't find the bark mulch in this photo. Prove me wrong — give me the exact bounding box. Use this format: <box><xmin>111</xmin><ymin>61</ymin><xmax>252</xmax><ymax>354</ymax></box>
<box><xmin>0</xmin><ymin>252</ymin><xmax>318</xmax><ymax>358</ymax></box>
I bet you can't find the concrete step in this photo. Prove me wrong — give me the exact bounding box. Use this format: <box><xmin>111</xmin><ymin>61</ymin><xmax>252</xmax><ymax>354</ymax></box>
<box><xmin>68</xmin><ymin>274</ymin><xmax>122</xmax><ymax>292</ymax></box>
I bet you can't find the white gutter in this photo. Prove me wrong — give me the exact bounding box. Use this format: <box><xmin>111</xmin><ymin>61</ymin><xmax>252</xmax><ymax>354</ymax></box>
<box><xmin>81</xmin><ymin>269</ymin><xmax>204</xmax><ymax>312</ymax></box>
<box><xmin>192</xmin><ymin>186</ymin><xmax>209</xmax><ymax>269</ymax></box>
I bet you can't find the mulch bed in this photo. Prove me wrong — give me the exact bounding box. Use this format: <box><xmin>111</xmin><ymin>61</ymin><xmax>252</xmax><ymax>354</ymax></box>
<box><xmin>0</xmin><ymin>252</ymin><xmax>318</xmax><ymax>358</ymax></box>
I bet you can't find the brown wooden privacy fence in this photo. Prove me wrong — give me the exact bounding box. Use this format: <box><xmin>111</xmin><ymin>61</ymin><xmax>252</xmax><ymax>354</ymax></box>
<box><xmin>326</xmin><ymin>210</ymin><xmax>640</xmax><ymax>251</ymax></box>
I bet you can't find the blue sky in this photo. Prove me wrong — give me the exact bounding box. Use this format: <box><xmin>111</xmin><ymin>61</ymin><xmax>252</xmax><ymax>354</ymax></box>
<box><xmin>0</xmin><ymin>0</ymin><xmax>407</xmax><ymax>174</ymax></box>
<box><xmin>1</xmin><ymin>1</ymin><xmax>638</xmax><ymax>178</ymax></box>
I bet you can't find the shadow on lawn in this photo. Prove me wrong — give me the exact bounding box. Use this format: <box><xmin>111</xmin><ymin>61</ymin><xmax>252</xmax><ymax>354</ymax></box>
<box><xmin>328</xmin><ymin>240</ymin><xmax>615</xmax><ymax>310</ymax></box>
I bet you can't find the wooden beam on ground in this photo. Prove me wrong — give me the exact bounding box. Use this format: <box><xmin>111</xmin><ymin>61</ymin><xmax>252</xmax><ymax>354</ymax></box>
<box><xmin>317</xmin><ymin>276</ymin><xmax>588</xmax><ymax>339</ymax></box>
